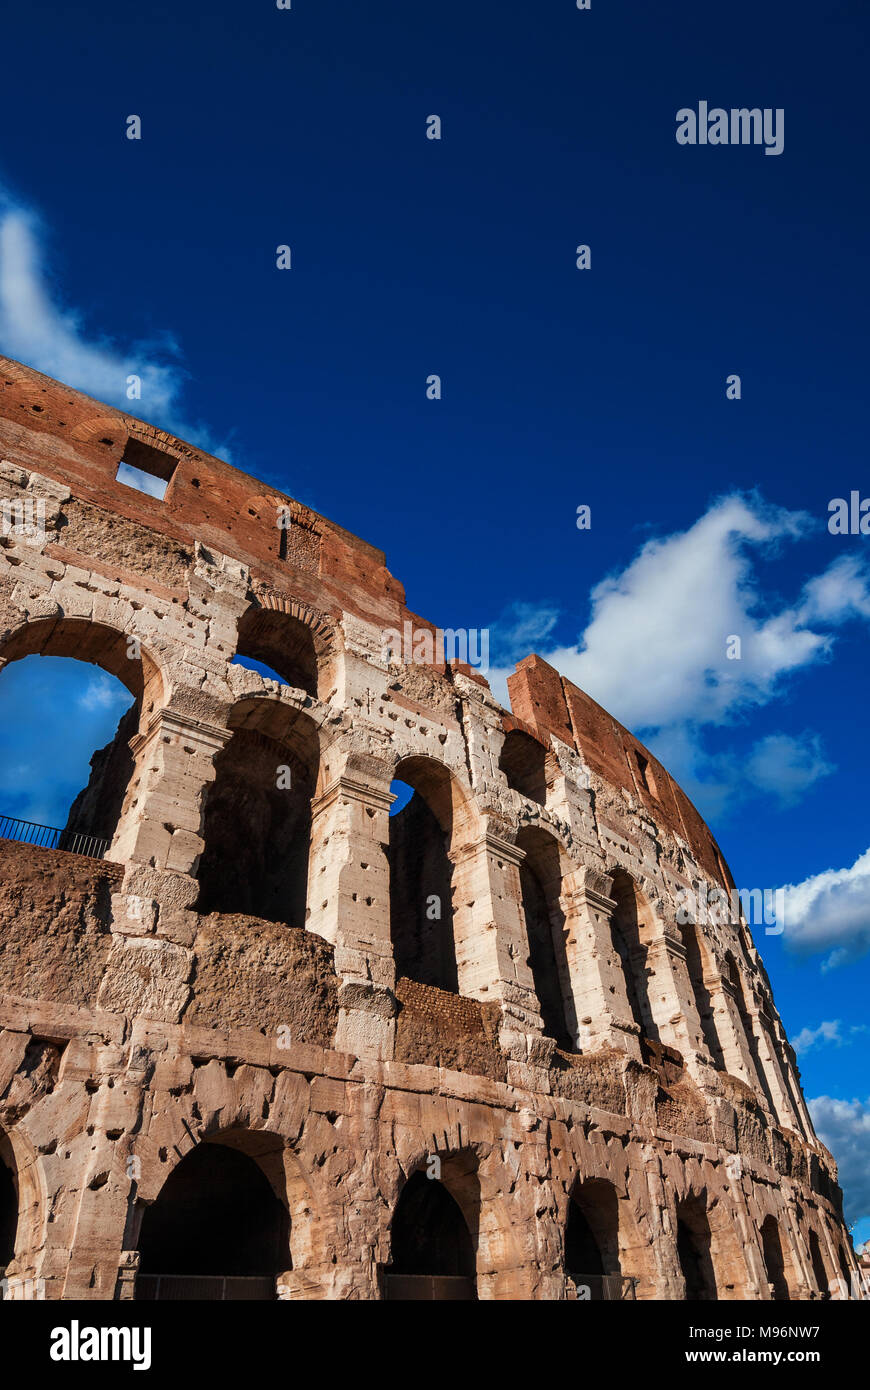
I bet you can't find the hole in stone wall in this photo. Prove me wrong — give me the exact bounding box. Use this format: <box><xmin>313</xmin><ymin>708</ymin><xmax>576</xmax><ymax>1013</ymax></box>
<box><xmin>0</xmin><ymin>1144</ymin><xmax>17</xmax><ymax>1272</ymax></box>
<box><xmin>500</xmin><ymin>730</ymin><xmax>548</xmax><ymax>806</ymax></box>
<box><xmin>115</xmin><ymin>438</ymin><xmax>178</xmax><ymax>501</ymax></box>
<box><xmin>196</xmin><ymin>715</ymin><xmax>319</xmax><ymax>925</ymax></box>
<box><xmin>565</xmin><ymin>1179</ymin><xmax>622</xmax><ymax>1286</ymax></box>
<box><xmin>388</xmin><ymin>761</ymin><xmax>458</xmax><ymax>994</ymax></box>
<box><xmin>0</xmin><ymin>654</ymin><xmax>136</xmax><ymax>848</ymax></box>
<box><xmin>676</xmin><ymin>1197</ymin><xmax>718</xmax><ymax>1300</ymax></box>
<box><xmin>808</xmin><ymin>1229</ymin><xmax>829</xmax><ymax>1297</ymax></box>
<box><xmin>609</xmin><ymin>869</ymin><xmax>659</xmax><ymax>1048</ymax></box>
<box><xmin>233</xmin><ymin>608</ymin><xmax>319</xmax><ymax>698</ymax></box>
<box><xmin>633</xmin><ymin>749</ymin><xmax>658</xmax><ymax>798</ymax></box>
<box><xmin>516</xmin><ymin>827</ymin><xmax>574</xmax><ymax>1050</ymax></box>
<box><xmin>760</xmin><ymin>1215</ymin><xmax>791</xmax><ymax>1301</ymax></box>
<box><xmin>135</xmin><ymin>1136</ymin><xmax>289</xmax><ymax>1299</ymax></box>
<box><xmin>386</xmin><ymin>1169</ymin><xmax>477</xmax><ymax>1300</ymax></box>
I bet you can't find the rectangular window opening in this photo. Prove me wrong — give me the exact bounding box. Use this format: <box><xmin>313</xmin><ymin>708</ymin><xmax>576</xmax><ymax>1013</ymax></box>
<box><xmin>115</xmin><ymin>438</ymin><xmax>177</xmax><ymax>501</ymax></box>
<box><xmin>634</xmin><ymin>750</ymin><xmax>657</xmax><ymax>798</ymax></box>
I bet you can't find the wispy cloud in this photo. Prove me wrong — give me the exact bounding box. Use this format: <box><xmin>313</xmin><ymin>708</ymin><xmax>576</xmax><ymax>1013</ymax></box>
<box><xmin>490</xmin><ymin>493</ymin><xmax>870</xmax><ymax>813</ymax></box>
<box><xmin>793</xmin><ymin>1020</ymin><xmax>869</xmax><ymax>1055</ymax></box>
<box><xmin>78</xmin><ymin>675</ymin><xmax>131</xmax><ymax>713</ymax></box>
<box><xmin>0</xmin><ymin>182</ymin><xmax>229</xmax><ymax>457</ymax></box>
<box><xmin>780</xmin><ymin>847</ymin><xmax>870</xmax><ymax>968</ymax></box>
<box><xmin>808</xmin><ymin>1095</ymin><xmax>870</xmax><ymax>1228</ymax></box>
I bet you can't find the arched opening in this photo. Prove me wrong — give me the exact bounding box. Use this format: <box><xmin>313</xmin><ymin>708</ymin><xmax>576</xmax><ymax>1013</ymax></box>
<box><xmin>234</xmin><ymin>607</ymin><xmax>323</xmax><ymax>699</ymax></box>
<box><xmin>0</xmin><ymin>1145</ymin><xmax>17</xmax><ymax>1279</ymax></box>
<box><xmin>135</xmin><ymin>1135</ymin><xmax>289</xmax><ymax>1300</ymax></box>
<box><xmin>0</xmin><ymin>648</ymin><xmax>139</xmax><ymax>858</ymax></box>
<box><xmin>808</xmin><ymin>1229</ymin><xmax>830</xmax><ymax>1299</ymax></box>
<box><xmin>609</xmin><ymin>868</ymin><xmax>658</xmax><ymax>1045</ymax></box>
<box><xmin>516</xmin><ymin>827</ymin><xmax>574</xmax><ymax>1050</ymax></box>
<box><xmin>725</xmin><ymin>954</ymin><xmax>777</xmax><ymax>1115</ymax></box>
<box><xmin>760</xmin><ymin>1216</ymin><xmax>791</xmax><ymax>1301</ymax></box>
<box><xmin>500</xmin><ymin>729</ymin><xmax>548</xmax><ymax>806</ymax></box>
<box><xmin>679</xmin><ymin>922</ymin><xmax>724</xmax><ymax>1067</ymax></box>
<box><xmin>196</xmin><ymin>701</ymin><xmax>319</xmax><ymax>925</ymax></box>
<box><xmin>565</xmin><ymin>1179</ymin><xmax>623</xmax><ymax>1298</ymax></box>
<box><xmin>386</xmin><ymin>1169</ymin><xmax>477</xmax><ymax>1300</ymax></box>
<box><xmin>388</xmin><ymin>757</ymin><xmax>464</xmax><ymax>993</ymax></box>
<box><xmin>676</xmin><ymin>1197</ymin><xmax>718</xmax><ymax>1300</ymax></box>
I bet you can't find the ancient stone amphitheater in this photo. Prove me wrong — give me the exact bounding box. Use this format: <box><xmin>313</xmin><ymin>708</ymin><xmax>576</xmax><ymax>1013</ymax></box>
<box><xmin>0</xmin><ymin>355</ymin><xmax>857</xmax><ymax>1302</ymax></box>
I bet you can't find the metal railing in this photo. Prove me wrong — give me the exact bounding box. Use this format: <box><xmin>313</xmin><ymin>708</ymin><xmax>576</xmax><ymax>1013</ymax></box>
<box><xmin>566</xmin><ymin>1273</ymin><xmax>639</xmax><ymax>1300</ymax></box>
<box><xmin>384</xmin><ymin>1274</ymin><xmax>477</xmax><ymax>1301</ymax></box>
<box><xmin>135</xmin><ymin>1274</ymin><xmax>276</xmax><ymax>1301</ymax></box>
<box><xmin>0</xmin><ymin>814</ymin><xmax>109</xmax><ymax>860</ymax></box>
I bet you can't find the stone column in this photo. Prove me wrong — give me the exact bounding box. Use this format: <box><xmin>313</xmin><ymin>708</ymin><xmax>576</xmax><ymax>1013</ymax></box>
<box><xmin>447</xmin><ymin>831</ymin><xmax>546</xmax><ymax>1055</ymax></box>
<box><xmin>706</xmin><ymin>971</ymin><xmax>764</xmax><ymax>1087</ymax></box>
<box><xmin>641</xmin><ymin>923</ymin><xmax>713</xmax><ymax>1076</ymax></box>
<box><xmin>559</xmin><ymin>867</ymin><xmax>642</xmax><ymax>1060</ymax></box>
<box><xmin>307</xmin><ymin>772</ymin><xmax>397</xmax><ymax>1060</ymax></box>
<box><xmin>111</xmin><ymin>707</ymin><xmax>230</xmax><ymax>874</ymax></box>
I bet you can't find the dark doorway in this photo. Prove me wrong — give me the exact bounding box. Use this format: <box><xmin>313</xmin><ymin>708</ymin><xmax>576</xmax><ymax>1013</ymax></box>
<box><xmin>386</xmin><ymin>1170</ymin><xmax>476</xmax><ymax>1300</ymax></box>
<box><xmin>517</xmin><ymin>828</ymin><xmax>573</xmax><ymax>1050</ymax></box>
<box><xmin>676</xmin><ymin>1198</ymin><xmax>718</xmax><ymax>1300</ymax></box>
<box><xmin>760</xmin><ymin>1216</ymin><xmax>790</xmax><ymax>1301</ymax></box>
<box><xmin>136</xmin><ymin>1139</ymin><xmax>289</xmax><ymax>1301</ymax></box>
<box><xmin>609</xmin><ymin>869</ymin><xmax>657</xmax><ymax>1044</ymax></box>
<box><xmin>808</xmin><ymin>1229</ymin><xmax>829</xmax><ymax>1298</ymax></box>
<box><xmin>0</xmin><ymin>1150</ymin><xmax>16</xmax><ymax>1273</ymax></box>
<box><xmin>565</xmin><ymin>1179</ymin><xmax>626</xmax><ymax>1298</ymax></box>
<box><xmin>197</xmin><ymin>725</ymin><xmax>315</xmax><ymax>925</ymax></box>
<box><xmin>388</xmin><ymin>760</ymin><xmax>459</xmax><ymax>993</ymax></box>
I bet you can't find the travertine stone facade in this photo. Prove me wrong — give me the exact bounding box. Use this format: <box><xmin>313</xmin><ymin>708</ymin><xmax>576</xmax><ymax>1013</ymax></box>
<box><xmin>0</xmin><ymin>355</ymin><xmax>858</xmax><ymax>1301</ymax></box>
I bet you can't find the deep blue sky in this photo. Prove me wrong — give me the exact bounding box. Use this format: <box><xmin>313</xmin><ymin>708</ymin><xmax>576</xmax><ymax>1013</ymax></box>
<box><xmin>0</xmin><ymin>0</ymin><xmax>867</xmax><ymax>1238</ymax></box>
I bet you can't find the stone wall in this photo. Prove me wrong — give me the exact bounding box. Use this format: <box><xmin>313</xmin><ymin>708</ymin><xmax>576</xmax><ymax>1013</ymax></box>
<box><xmin>0</xmin><ymin>355</ymin><xmax>859</xmax><ymax>1301</ymax></box>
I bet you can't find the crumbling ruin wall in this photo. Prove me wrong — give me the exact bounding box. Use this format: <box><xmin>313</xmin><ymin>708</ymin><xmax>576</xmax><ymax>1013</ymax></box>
<box><xmin>0</xmin><ymin>355</ymin><xmax>859</xmax><ymax>1302</ymax></box>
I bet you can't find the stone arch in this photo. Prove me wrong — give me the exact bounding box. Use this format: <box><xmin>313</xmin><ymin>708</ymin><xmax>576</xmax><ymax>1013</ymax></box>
<box><xmin>760</xmin><ymin>1214</ymin><xmax>792</xmax><ymax>1301</ymax></box>
<box><xmin>196</xmin><ymin>696</ymin><xmax>322</xmax><ymax>925</ymax></box>
<box><xmin>0</xmin><ymin>1126</ymin><xmax>46</xmax><ymax>1288</ymax></box>
<box><xmin>0</xmin><ymin>1146</ymin><xmax>14</xmax><ymax>1277</ymax></box>
<box><xmin>499</xmin><ymin>728</ymin><xmax>552</xmax><ymax>806</ymax></box>
<box><xmin>724</xmin><ymin>952</ymin><xmax>777</xmax><ymax>1115</ymax></box>
<box><xmin>516</xmin><ymin>825</ymin><xmax>574</xmax><ymax>1050</ymax></box>
<box><xmin>607</xmin><ymin>867</ymin><xmax>660</xmax><ymax>1046</ymax></box>
<box><xmin>565</xmin><ymin>1177</ymin><xmax>622</xmax><ymax>1295</ymax></box>
<box><xmin>0</xmin><ymin>616</ymin><xmax>169</xmax><ymax>858</ymax></box>
<box><xmin>675</xmin><ymin>1193</ymin><xmax>718</xmax><ymax>1299</ymax></box>
<box><xmin>236</xmin><ymin>590</ymin><xmax>337</xmax><ymax>700</ymax></box>
<box><xmin>387</xmin><ymin>754</ymin><xmax>478</xmax><ymax>995</ymax></box>
<box><xmin>133</xmin><ymin>1128</ymin><xmax>292</xmax><ymax>1299</ymax></box>
<box><xmin>807</xmin><ymin>1226</ymin><xmax>831</xmax><ymax>1298</ymax></box>
<box><xmin>0</xmin><ymin>614</ymin><xmax>165</xmax><ymax>714</ymax></box>
<box><xmin>678</xmin><ymin>921</ymin><xmax>728</xmax><ymax>1068</ymax></box>
<box><xmin>385</xmin><ymin>1151</ymin><xmax>480</xmax><ymax>1300</ymax></box>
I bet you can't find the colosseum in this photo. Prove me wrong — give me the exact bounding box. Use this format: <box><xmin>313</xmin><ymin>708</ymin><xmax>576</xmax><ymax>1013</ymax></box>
<box><xmin>0</xmin><ymin>354</ymin><xmax>858</xmax><ymax>1302</ymax></box>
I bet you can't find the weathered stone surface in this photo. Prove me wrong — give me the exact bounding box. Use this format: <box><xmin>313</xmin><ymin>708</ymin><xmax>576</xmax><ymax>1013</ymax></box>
<box><xmin>0</xmin><ymin>355</ymin><xmax>859</xmax><ymax>1303</ymax></box>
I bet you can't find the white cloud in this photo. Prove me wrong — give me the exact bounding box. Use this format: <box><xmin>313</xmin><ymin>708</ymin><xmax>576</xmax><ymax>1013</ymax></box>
<box><xmin>543</xmin><ymin>495</ymin><xmax>833</xmax><ymax>731</ymax></box>
<box><xmin>808</xmin><ymin>1095</ymin><xmax>870</xmax><ymax>1227</ymax></box>
<box><xmin>793</xmin><ymin>1020</ymin><xmax>845</xmax><ymax>1054</ymax></box>
<box><xmin>793</xmin><ymin>1020</ymin><xmax>868</xmax><ymax>1054</ymax></box>
<box><xmin>0</xmin><ymin>185</ymin><xmax>227</xmax><ymax>456</ymax></box>
<box><xmin>742</xmin><ymin>732</ymin><xmax>834</xmax><ymax>807</ymax></box>
<box><xmin>780</xmin><ymin>847</ymin><xmax>870</xmax><ymax>966</ymax></box>
<box><xmin>490</xmin><ymin>493</ymin><xmax>869</xmax><ymax>811</ymax></box>
<box><xmin>78</xmin><ymin>676</ymin><xmax>131</xmax><ymax>714</ymax></box>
